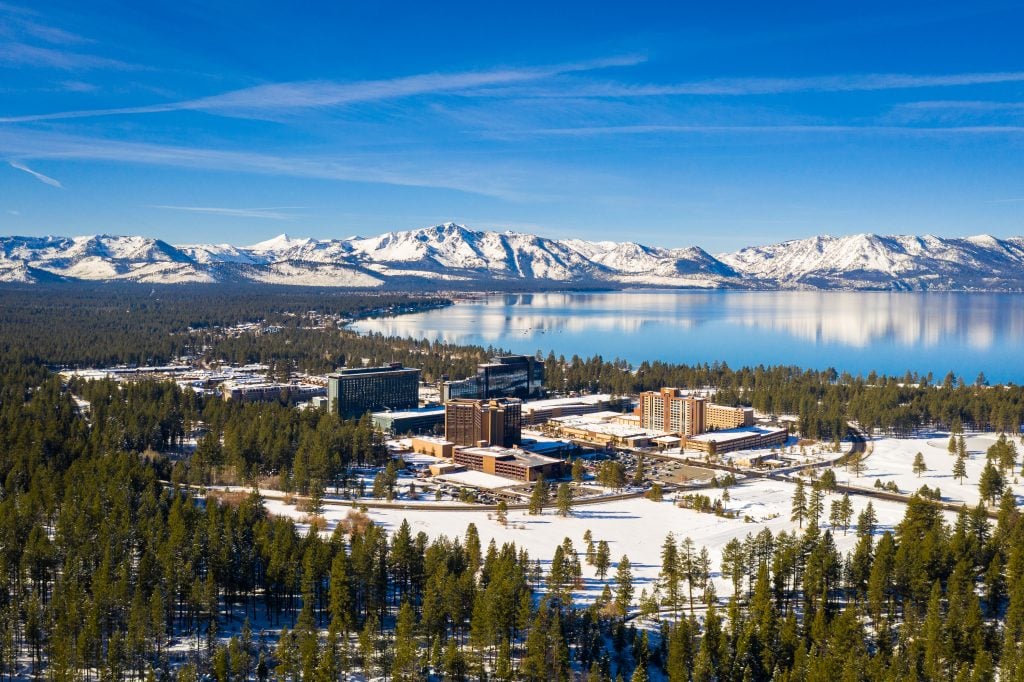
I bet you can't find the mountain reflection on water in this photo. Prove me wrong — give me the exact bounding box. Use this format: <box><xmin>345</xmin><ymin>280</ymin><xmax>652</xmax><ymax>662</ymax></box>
<box><xmin>351</xmin><ymin>291</ymin><xmax>1024</xmax><ymax>383</ymax></box>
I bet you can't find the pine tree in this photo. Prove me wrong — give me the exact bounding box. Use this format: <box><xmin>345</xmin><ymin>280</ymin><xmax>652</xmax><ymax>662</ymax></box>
<box><xmin>913</xmin><ymin>451</ymin><xmax>927</xmax><ymax>477</ymax></box>
<box><xmin>660</xmin><ymin>533</ymin><xmax>682</xmax><ymax>619</ymax></box>
<box><xmin>495</xmin><ymin>639</ymin><xmax>513</xmax><ymax>682</ymax></box>
<box><xmin>850</xmin><ymin>453</ymin><xmax>866</xmax><ymax>478</ymax></box>
<box><xmin>329</xmin><ymin>551</ymin><xmax>352</xmax><ymax>633</ymax></box>
<box><xmin>923</xmin><ymin>580</ymin><xmax>948</xmax><ymax>681</ymax></box>
<box><xmin>595</xmin><ymin>541</ymin><xmax>612</xmax><ymax>580</ymax></box>
<box><xmin>807</xmin><ymin>484</ymin><xmax>824</xmax><ymax>525</ymax></box>
<box><xmin>615</xmin><ymin>556</ymin><xmax>634</xmax><ymax>617</ymax></box>
<box><xmin>858</xmin><ymin>501</ymin><xmax>878</xmax><ymax>537</ymax></box>
<box><xmin>720</xmin><ymin>537</ymin><xmax>746</xmax><ymax>596</ymax></box>
<box><xmin>954</xmin><ymin>454</ymin><xmax>968</xmax><ymax>483</ymax></box>
<box><xmin>521</xmin><ymin>608</ymin><xmax>549</xmax><ymax>682</ymax></box>
<box><xmin>528</xmin><ymin>475</ymin><xmax>548</xmax><ymax>515</ymax></box>
<box><xmin>980</xmin><ymin>462</ymin><xmax>1004</xmax><ymax>505</ymax></box>
<box><xmin>443</xmin><ymin>638</ymin><xmax>466</xmax><ymax>682</ymax></box>
<box><xmin>791</xmin><ymin>479</ymin><xmax>808</xmax><ymax>528</ymax></box>
<box><xmin>633</xmin><ymin>455</ymin><xmax>647</xmax><ymax>486</ymax></box>
<box><xmin>359</xmin><ymin>616</ymin><xmax>378</xmax><ymax>678</ymax></box>
<box><xmin>829</xmin><ymin>499</ymin><xmax>844</xmax><ymax>532</ymax></box>
<box><xmin>392</xmin><ymin>601</ymin><xmax>419</xmax><ymax>682</ymax></box>
<box><xmin>572</xmin><ymin>458</ymin><xmax>585</xmax><ymax>482</ymax></box>
<box><xmin>665</xmin><ymin>620</ymin><xmax>692</xmax><ymax>682</ymax></box>
<box><xmin>315</xmin><ymin>627</ymin><xmax>340</xmax><ymax>682</ymax></box>
<box><xmin>308</xmin><ymin>477</ymin><xmax>325</xmax><ymax>515</ymax></box>
<box><xmin>556</xmin><ymin>483</ymin><xmax>573</xmax><ymax>517</ymax></box>
<box><xmin>839</xmin><ymin>493</ymin><xmax>854</xmax><ymax>534</ymax></box>
<box><xmin>496</xmin><ymin>500</ymin><xmax>508</xmax><ymax>526</ymax></box>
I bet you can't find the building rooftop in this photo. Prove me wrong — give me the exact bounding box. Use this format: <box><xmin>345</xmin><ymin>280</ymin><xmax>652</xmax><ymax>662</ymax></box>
<box><xmin>329</xmin><ymin>363</ymin><xmax>418</xmax><ymax>377</ymax></box>
<box><xmin>521</xmin><ymin>394</ymin><xmax>619</xmax><ymax>410</ymax></box>
<box><xmin>686</xmin><ymin>425</ymin><xmax>788</xmax><ymax>444</ymax></box>
<box><xmin>410</xmin><ymin>435</ymin><xmax>455</xmax><ymax>446</ymax></box>
<box><xmin>372</xmin><ymin>406</ymin><xmax>445</xmax><ymax>419</ymax></box>
<box><xmin>457</xmin><ymin>445</ymin><xmax>562</xmax><ymax>467</ymax></box>
<box><xmin>552</xmin><ymin>417</ymin><xmax>651</xmax><ymax>439</ymax></box>
<box><xmin>519</xmin><ymin>434</ymin><xmax>573</xmax><ymax>455</ymax></box>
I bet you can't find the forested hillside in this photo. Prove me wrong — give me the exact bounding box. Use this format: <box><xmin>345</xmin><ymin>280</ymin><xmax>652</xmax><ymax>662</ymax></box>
<box><xmin>2</xmin><ymin>286</ymin><xmax>1024</xmax><ymax>680</ymax></box>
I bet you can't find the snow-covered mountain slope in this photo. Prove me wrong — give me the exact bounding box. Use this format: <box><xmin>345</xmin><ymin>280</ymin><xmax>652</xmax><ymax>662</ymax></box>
<box><xmin>0</xmin><ymin>235</ymin><xmax>213</xmax><ymax>283</ymax></box>
<box><xmin>2</xmin><ymin>225</ymin><xmax>1023</xmax><ymax>289</ymax></box>
<box><xmin>719</xmin><ymin>233</ymin><xmax>1024</xmax><ymax>290</ymax></box>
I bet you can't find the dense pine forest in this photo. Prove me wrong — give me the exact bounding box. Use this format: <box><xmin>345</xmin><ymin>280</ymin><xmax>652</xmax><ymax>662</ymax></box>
<box><xmin>2</xmin><ymin>285</ymin><xmax>1024</xmax><ymax>680</ymax></box>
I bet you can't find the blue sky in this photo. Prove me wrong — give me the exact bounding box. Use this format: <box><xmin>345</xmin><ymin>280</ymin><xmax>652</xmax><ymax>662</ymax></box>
<box><xmin>1</xmin><ymin>1</ymin><xmax>1023</xmax><ymax>252</ymax></box>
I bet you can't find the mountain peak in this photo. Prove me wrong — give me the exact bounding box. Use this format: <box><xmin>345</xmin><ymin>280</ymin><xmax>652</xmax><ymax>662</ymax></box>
<box><xmin>248</xmin><ymin>233</ymin><xmax>312</xmax><ymax>252</ymax></box>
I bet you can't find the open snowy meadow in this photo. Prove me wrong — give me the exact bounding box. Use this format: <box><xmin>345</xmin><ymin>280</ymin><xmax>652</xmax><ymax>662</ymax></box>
<box><xmin>264</xmin><ymin>475</ymin><xmax>929</xmax><ymax>607</ymax></box>
<box><xmin>838</xmin><ymin>431</ymin><xmax>1023</xmax><ymax>505</ymax></box>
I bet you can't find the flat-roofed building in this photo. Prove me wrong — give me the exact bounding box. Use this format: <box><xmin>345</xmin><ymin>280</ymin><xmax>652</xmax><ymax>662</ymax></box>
<box><xmin>445</xmin><ymin>398</ymin><xmax>522</xmax><ymax>447</ymax></box>
<box><xmin>429</xmin><ymin>461</ymin><xmax>465</xmax><ymax>477</ymax></box>
<box><xmin>222</xmin><ymin>381</ymin><xmax>326</xmax><ymax>404</ymax></box>
<box><xmin>410</xmin><ymin>436</ymin><xmax>455</xmax><ymax>459</ymax></box>
<box><xmin>327</xmin><ymin>363</ymin><xmax>420</xmax><ymax>418</ymax></box>
<box><xmin>453</xmin><ymin>446</ymin><xmax>565</xmax><ymax>482</ymax></box>
<box><xmin>707</xmin><ymin>404</ymin><xmax>754</xmax><ymax>430</ymax></box>
<box><xmin>520</xmin><ymin>394</ymin><xmax>632</xmax><ymax>425</ymax></box>
<box><xmin>546</xmin><ymin>414</ymin><xmax>653</xmax><ymax>448</ymax></box>
<box><xmin>371</xmin><ymin>406</ymin><xmax>445</xmax><ymax>434</ymax></box>
<box><xmin>682</xmin><ymin>425</ymin><xmax>788</xmax><ymax>455</ymax></box>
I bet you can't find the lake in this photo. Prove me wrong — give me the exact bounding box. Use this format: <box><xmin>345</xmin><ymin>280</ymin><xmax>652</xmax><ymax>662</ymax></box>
<box><xmin>350</xmin><ymin>290</ymin><xmax>1024</xmax><ymax>383</ymax></box>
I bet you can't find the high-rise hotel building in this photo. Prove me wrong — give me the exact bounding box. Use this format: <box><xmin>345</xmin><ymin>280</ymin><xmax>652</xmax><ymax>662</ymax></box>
<box><xmin>639</xmin><ymin>388</ymin><xmax>753</xmax><ymax>436</ymax></box>
<box><xmin>445</xmin><ymin>397</ymin><xmax>523</xmax><ymax>447</ymax></box>
<box><xmin>327</xmin><ymin>363</ymin><xmax>420</xmax><ymax>418</ymax></box>
<box><xmin>441</xmin><ymin>354</ymin><xmax>544</xmax><ymax>402</ymax></box>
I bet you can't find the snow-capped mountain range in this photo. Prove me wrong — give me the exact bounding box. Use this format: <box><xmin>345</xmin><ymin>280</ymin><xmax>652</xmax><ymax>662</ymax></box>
<box><xmin>2</xmin><ymin>223</ymin><xmax>1023</xmax><ymax>290</ymax></box>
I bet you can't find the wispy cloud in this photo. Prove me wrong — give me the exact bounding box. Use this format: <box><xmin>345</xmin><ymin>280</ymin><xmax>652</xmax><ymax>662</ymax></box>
<box><xmin>887</xmin><ymin>99</ymin><xmax>1024</xmax><ymax>123</ymax></box>
<box><xmin>0</xmin><ymin>128</ymin><xmax>546</xmax><ymax>201</ymax></box>
<box><xmin>0</xmin><ymin>2</ymin><xmax>90</xmax><ymax>45</ymax></box>
<box><xmin>466</xmin><ymin>71</ymin><xmax>1024</xmax><ymax>98</ymax></box>
<box><xmin>58</xmin><ymin>80</ymin><xmax>99</xmax><ymax>93</ymax></box>
<box><xmin>0</xmin><ymin>3</ymin><xmax>137</xmax><ymax>71</ymax></box>
<box><xmin>519</xmin><ymin>123</ymin><xmax>1024</xmax><ymax>137</ymax></box>
<box><xmin>0</xmin><ymin>42</ymin><xmax>137</xmax><ymax>70</ymax></box>
<box><xmin>897</xmin><ymin>100</ymin><xmax>1024</xmax><ymax>112</ymax></box>
<box><xmin>8</xmin><ymin>159</ymin><xmax>62</xmax><ymax>187</ymax></box>
<box><xmin>0</xmin><ymin>54</ymin><xmax>645</xmax><ymax>123</ymax></box>
<box><xmin>151</xmin><ymin>205</ymin><xmax>305</xmax><ymax>220</ymax></box>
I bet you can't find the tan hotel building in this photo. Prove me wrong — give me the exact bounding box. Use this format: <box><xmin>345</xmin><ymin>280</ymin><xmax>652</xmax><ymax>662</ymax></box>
<box><xmin>445</xmin><ymin>397</ymin><xmax>522</xmax><ymax>448</ymax></box>
<box><xmin>639</xmin><ymin>388</ymin><xmax>753</xmax><ymax>436</ymax></box>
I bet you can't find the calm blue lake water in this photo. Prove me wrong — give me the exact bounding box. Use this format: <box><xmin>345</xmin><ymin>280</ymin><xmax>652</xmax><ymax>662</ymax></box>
<box><xmin>351</xmin><ymin>290</ymin><xmax>1024</xmax><ymax>383</ymax></box>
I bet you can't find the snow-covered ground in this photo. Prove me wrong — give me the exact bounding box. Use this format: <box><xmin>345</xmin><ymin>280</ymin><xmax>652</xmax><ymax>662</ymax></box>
<box><xmin>436</xmin><ymin>470</ymin><xmax>518</xmax><ymax>490</ymax></box>
<box><xmin>656</xmin><ymin>436</ymin><xmax>840</xmax><ymax>470</ymax></box>
<box><xmin>837</xmin><ymin>431</ymin><xmax>1023</xmax><ymax>505</ymax></box>
<box><xmin>264</xmin><ymin>477</ymin><xmax>927</xmax><ymax>606</ymax></box>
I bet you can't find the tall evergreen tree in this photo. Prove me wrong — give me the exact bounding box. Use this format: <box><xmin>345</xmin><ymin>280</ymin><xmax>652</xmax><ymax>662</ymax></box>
<box><xmin>791</xmin><ymin>479</ymin><xmax>808</xmax><ymax>528</ymax></box>
<box><xmin>529</xmin><ymin>476</ymin><xmax>548</xmax><ymax>515</ymax></box>
<box><xmin>556</xmin><ymin>483</ymin><xmax>573</xmax><ymax>518</ymax></box>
